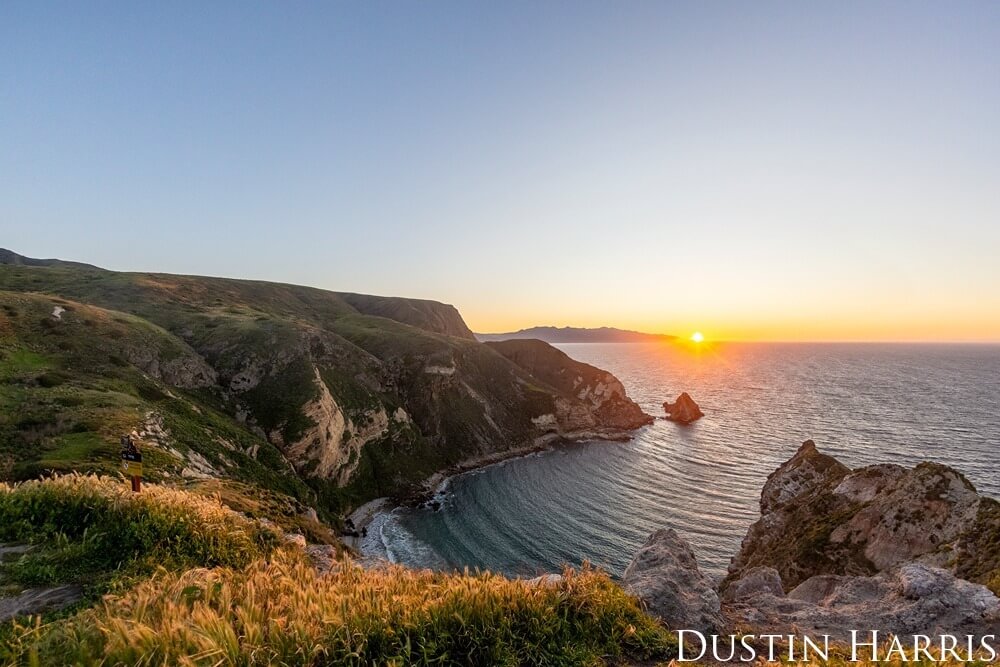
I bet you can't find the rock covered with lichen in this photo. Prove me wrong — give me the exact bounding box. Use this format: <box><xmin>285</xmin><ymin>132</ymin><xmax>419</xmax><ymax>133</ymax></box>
<box><xmin>724</xmin><ymin>440</ymin><xmax>990</xmax><ymax>592</ymax></box>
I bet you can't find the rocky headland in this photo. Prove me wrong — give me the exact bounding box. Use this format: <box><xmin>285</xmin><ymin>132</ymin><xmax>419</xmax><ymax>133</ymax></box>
<box><xmin>624</xmin><ymin>440</ymin><xmax>1000</xmax><ymax>638</ymax></box>
<box><xmin>0</xmin><ymin>250</ymin><xmax>653</xmax><ymax>525</ymax></box>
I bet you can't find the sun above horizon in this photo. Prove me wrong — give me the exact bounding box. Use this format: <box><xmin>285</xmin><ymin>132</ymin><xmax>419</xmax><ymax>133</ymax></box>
<box><xmin>690</xmin><ymin>331</ymin><xmax>705</xmax><ymax>343</ymax></box>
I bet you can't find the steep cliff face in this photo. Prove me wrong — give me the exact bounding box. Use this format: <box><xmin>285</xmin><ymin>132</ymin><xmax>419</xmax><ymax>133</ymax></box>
<box><xmin>484</xmin><ymin>339</ymin><xmax>653</xmax><ymax>433</ymax></box>
<box><xmin>0</xmin><ymin>254</ymin><xmax>650</xmax><ymax>516</ymax></box>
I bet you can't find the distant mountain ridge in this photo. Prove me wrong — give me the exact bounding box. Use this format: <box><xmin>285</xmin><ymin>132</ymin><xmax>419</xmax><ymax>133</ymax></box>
<box><xmin>476</xmin><ymin>326</ymin><xmax>675</xmax><ymax>344</ymax></box>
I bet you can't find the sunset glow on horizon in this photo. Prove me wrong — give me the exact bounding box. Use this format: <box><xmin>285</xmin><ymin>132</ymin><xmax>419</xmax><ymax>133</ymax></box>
<box><xmin>4</xmin><ymin>4</ymin><xmax>999</xmax><ymax>343</ymax></box>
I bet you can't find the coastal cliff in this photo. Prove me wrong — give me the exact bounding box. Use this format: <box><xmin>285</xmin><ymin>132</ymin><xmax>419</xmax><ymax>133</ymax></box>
<box><xmin>625</xmin><ymin>441</ymin><xmax>1000</xmax><ymax>637</ymax></box>
<box><xmin>0</xmin><ymin>250</ymin><xmax>651</xmax><ymax>519</ymax></box>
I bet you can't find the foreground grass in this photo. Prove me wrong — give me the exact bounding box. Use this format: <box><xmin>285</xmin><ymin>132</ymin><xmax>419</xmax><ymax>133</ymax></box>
<box><xmin>4</xmin><ymin>553</ymin><xmax>673</xmax><ymax>666</ymax></box>
<box><xmin>0</xmin><ymin>475</ymin><xmax>673</xmax><ymax>665</ymax></box>
<box><xmin>0</xmin><ymin>474</ymin><xmax>279</xmax><ymax>593</ymax></box>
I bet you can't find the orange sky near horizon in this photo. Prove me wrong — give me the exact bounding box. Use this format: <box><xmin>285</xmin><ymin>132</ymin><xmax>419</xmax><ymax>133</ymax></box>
<box><xmin>462</xmin><ymin>299</ymin><xmax>1000</xmax><ymax>343</ymax></box>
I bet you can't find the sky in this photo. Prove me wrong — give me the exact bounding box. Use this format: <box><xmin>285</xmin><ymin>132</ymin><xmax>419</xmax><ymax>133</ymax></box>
<box><xmin>2</xmin><ymin>1</ymin><xmax>999</xmax><ymax>342</ymax></box>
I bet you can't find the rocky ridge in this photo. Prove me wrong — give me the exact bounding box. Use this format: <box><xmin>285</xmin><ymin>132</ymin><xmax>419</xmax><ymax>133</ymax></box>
<box><xmin>624</xmin><ymin>441</ymin><xmax>1000</xmax><ymax>638</ymax></box>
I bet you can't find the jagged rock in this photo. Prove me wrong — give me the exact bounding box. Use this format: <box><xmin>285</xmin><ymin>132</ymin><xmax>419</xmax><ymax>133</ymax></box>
<box><xmin>662</xmin><ymin>392</ymin><xmax>704</xmax><ymax>424</ymax></box>
<box><xmin>485</xmin><ymin>339</ymin><xmax>653</xmax><ymax>432</ymax></box>
<box><xmin>0</xmin><ymin>585</ymin><xmax>83</xmax><ymax>622</ymax></box>
<box><xmin>725</xmin><ymin>440</ymin><xmax>994</xmax><ymax>595</ymax></box>
<box><xmin>759</xmin><ymin>440</ymin><xmax>849</xmax><ymax>514</ymax></box>
<box><xmin>721</xmin><ymin>566</ymin><xmax>784</xmax><ymax>602</ymax></box>
<box><xmin>725</xmin><ymin>564</ymin><xmax>1000</xmax><ymax>637</ymax></box>
<box><xmin>623</xmin><ymin>528</ymin><xmax>722</xmax><ymax>632</ymax></box>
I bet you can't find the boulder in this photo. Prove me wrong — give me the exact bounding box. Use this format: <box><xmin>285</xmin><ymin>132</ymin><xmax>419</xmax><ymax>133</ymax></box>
<box><xmin>305</xmin><ymin>544</ymin><xmax>340</xmax><ymax>575</ymax></box>
<box><xmin>724</xmin><ymin>564</ymin><xmax>1000</xmax><ymax>638</ymax></box>
<box><xmin>622</xmin><ymin>528</ymin><xmax>722</xmax><ymax>632</ymax></box>
<box><xmin>721</xmin><ymin>566</ymin><xmax>784</xmax><ymax>602</ymax></box>
<box><xmin>662</xmin><ymin>392</ymin><xmax>704</xmax><ymax>424</ymax></box>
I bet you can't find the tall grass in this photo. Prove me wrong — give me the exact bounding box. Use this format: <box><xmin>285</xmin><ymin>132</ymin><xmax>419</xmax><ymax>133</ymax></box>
<box><xmin>5</xmin><ymin>551</ymin><xmax>674</xmax><ymax>666</ymax></box>
<box><xmin>1</xmin><ymin>475</ymin><xmax>672</xmax><ymax>665</ymax></box>
<box><xmin>0</xmin><ymin>474</ymin><xmax>279</xmax><ymax>589</ymax></box>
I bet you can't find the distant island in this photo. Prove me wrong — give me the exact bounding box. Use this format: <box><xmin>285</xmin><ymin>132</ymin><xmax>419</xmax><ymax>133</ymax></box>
<box><xmin>476</xmin><ymin>326</ymin><xmax>676</xmax><ymax>344</ymax></box>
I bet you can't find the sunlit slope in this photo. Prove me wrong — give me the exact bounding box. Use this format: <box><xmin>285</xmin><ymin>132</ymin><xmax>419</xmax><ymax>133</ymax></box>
<box><xmin>0</xmin><ymin>255</ymin><xmax>650</xmax><ymax>517</ymax></box>
<box><xmin>0</xmin><ymin>475</ymin><xmax>673</xmax><ymax>665</ymax></box>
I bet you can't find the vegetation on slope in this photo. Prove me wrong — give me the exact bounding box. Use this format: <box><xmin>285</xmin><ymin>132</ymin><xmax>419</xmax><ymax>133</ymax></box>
<box><xmin>0</xmin><ymin>255</ymin><xmax>651</xmax><ymax>520</ymax></box>
<box><xmin>0</xmin><ymin>475</ymin><xmax>279</xmax><ymax>597</ymax></box>
<box><xmin>0</xmin><ymin>476</ymin><xmax>674</xmax><ymax>666</ymax></box>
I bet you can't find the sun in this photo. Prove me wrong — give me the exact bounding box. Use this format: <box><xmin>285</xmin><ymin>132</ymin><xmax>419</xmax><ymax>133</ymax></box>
<box><xmin>690</xmin><ymin>331</ymin><xmax>705</xmax><ymax>344</ymax></box>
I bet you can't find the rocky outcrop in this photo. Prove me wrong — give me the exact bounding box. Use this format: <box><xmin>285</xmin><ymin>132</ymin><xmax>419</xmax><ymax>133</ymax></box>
<box><xmin>759</xmin><ymin>439</ymin><xmax>849</xmax><ymax>514</ymax></box>
<box><xmin>485</xmin><ymin>339</ymin><xmax>653</xmax><ymax>432</ymax></box>
<box><xmin>622</xmin><ymin>528</ymin><xmax>723</xmax><ymax>632</ymax></box>
<box><xmin>629</xmin><ymin>442</ymin><xmax>1000</xmax><ymax>638</ymax></box>
<box><xmin>725</xmin><ymin>564</ymin><xmax>1000</xmax><ymax>637</ymax></box>
<box><xmin>726</xmin><ymin>441</ymin><xmax>990</xmax><ymax>591</ymax></box>
<box><xmin>720</xmin><ymin>566</ymin><xmax>784</xmax><ymax>602</ymax></box>
<box><xmin>662</xmin><ymin>393</ymin><xmax>704</xmax><ymax>424</ymax></box>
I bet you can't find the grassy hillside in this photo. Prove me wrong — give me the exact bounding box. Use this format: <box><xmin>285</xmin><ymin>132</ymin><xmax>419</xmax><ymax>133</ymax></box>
<box><xmin>0</xmin><ymin>252</ymin><xmax>651</xmax><ymax>523</ymax></box>
<box><xmin>0</xmin><ymin>476</ymin><xmax>674</xmax><ymax>666</ymax></box>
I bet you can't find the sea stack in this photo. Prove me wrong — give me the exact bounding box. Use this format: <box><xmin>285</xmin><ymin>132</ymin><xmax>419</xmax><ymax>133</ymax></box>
<box><xmin>663</xmin><ymin>392</ymin><xmax>704</xmax><ymax>424</ymax></box>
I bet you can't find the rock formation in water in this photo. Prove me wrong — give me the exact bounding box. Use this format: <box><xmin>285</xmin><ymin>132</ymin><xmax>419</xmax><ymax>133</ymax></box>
<box><xmin>662</xmin><ymin>392</ymin><xmax>704</xmax><ymax>424</ymax></box>
<box><xmin>624</xmin><ymin>440</ymin><xmax>1000</xmax><ymax>636</ymax></box>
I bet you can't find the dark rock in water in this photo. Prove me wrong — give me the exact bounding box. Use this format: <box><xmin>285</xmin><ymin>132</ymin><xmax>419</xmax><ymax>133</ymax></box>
<box><xmin>662</xmin><ymin>392</ymin><xmax>704</xmax><ymax>424</ymax></box>
<box><xmin>622</xmin><ymin>528</ymin><xmax>723</xmax><ymax>632</ymax></box>
<box><xmin>0</xmin><ymin>585</ymin><xmax>83</xmax><ymax>622</ymax></box>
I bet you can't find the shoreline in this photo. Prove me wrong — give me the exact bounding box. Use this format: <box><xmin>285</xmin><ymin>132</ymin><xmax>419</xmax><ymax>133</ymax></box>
<box><xmin>347</xmin><ymin>426</ymin><xmax>644</xmax><ymax>561</ymax></box>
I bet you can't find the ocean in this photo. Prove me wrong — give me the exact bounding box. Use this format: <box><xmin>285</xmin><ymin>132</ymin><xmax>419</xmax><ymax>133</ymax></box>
<box><xmin>371</xmin><ymin>343</ymin><xmax>1000</xmax><ymax>581</ymax></box>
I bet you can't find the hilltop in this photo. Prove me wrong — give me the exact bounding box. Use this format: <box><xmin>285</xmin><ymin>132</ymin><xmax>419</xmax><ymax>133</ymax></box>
<box><xmin>476</xmin><ymin>325</ymin><xmax>676</xmax><ymax>344</ymax></box>
<box><xmin>0</xmin><ymin>250</ymin><xmax>651</xmax><ymax>523</ymax></box>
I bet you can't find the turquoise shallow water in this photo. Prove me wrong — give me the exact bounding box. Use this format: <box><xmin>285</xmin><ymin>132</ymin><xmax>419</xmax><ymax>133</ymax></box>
<box><xmin>378</xmin><ymin>343</ymin><xmax>1000</xmax><ymax>580</ymax></box>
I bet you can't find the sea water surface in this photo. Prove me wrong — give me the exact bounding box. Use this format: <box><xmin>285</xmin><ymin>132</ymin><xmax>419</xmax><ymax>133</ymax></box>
<box><xmin>376</xmin><ymin>343</ymin><xmax>1000</xmax><ymax>580</ymax></box>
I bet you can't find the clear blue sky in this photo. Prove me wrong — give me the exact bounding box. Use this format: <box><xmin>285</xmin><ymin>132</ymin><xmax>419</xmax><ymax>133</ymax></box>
<box><xmin>3</xmin><ymin>1</ymin><xmax>999</xmax><ymax>340</ymax></box>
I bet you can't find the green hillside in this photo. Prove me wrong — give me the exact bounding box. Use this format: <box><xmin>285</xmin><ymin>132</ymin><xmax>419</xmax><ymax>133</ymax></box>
<box><xmin>0</xmin><ymin>251</ymin><xmax>651</xmax><ymax>523</ymax></box>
